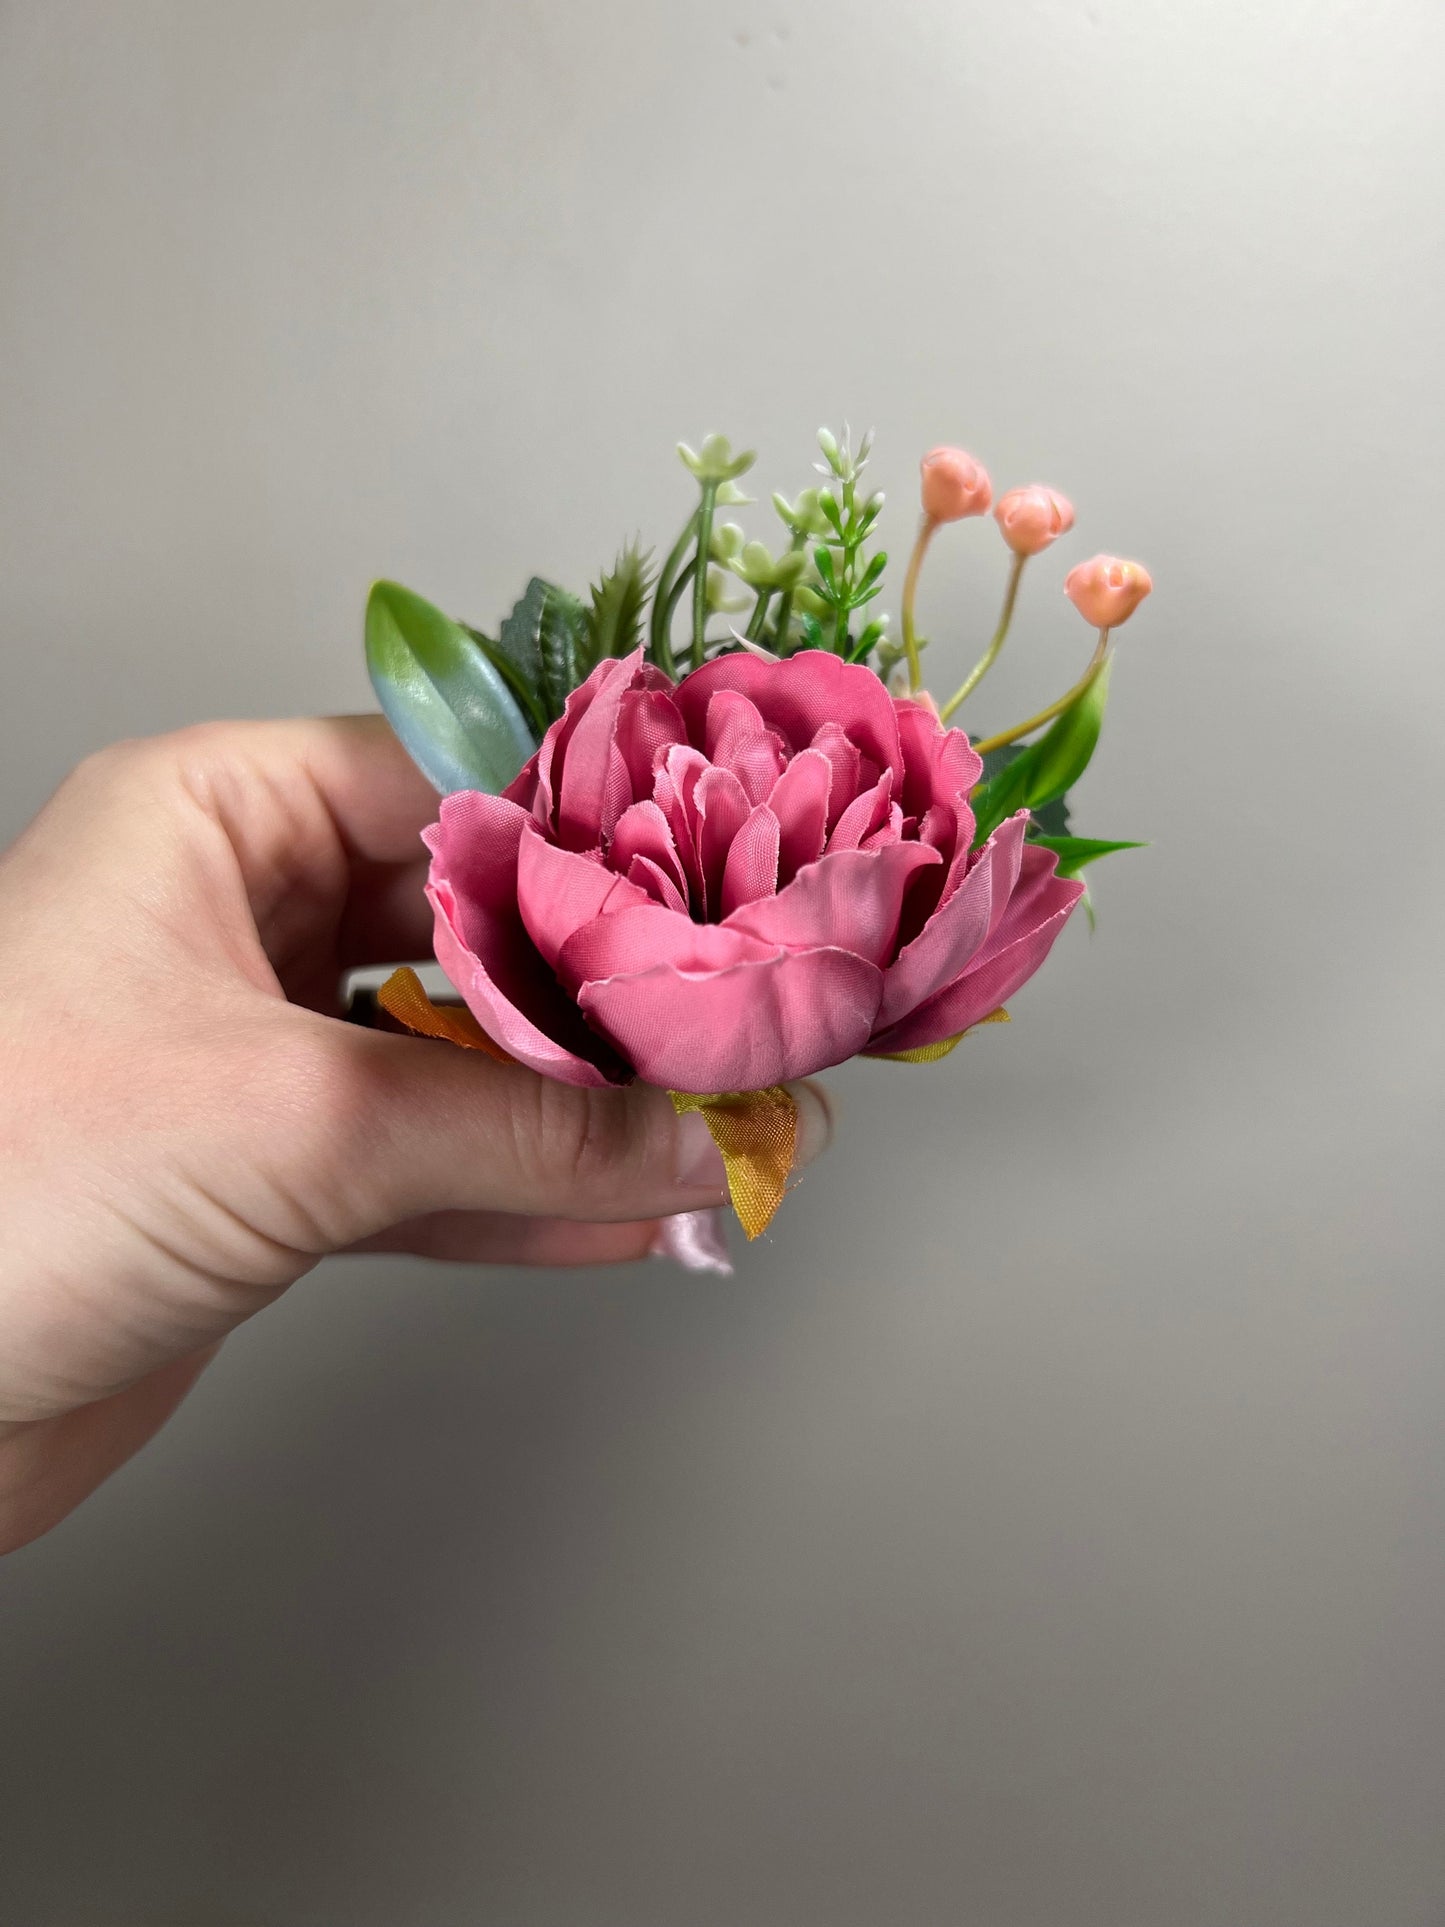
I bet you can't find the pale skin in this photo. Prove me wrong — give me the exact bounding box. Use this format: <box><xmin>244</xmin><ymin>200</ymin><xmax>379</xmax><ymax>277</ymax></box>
<box><xmin>0</xmin><ymin>717</ymin><xmax>831</xmax><ymax>1554</ymax></box>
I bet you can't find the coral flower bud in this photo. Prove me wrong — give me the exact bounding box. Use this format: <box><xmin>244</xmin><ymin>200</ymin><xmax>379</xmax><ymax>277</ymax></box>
<box><xmin>1064</xmin><ymin>554</ymin><xmax>1153</xmax><ymax>629</ymax></box>
<box><xmin>994</xmin><ymin>484</ymin><xmax>1075</xmax><ymax>557</ymax></box>
<box><xmin>919</xmin><ymin>446</ymin><xmax>993</xmax><ymax>522</ymax></box>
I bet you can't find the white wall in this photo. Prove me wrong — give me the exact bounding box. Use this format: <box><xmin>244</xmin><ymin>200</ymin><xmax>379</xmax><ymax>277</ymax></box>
<box><xmin>3</xmin><ymin>3</ymin><xmax>1444</xmax><ymax>1920</ymax></box>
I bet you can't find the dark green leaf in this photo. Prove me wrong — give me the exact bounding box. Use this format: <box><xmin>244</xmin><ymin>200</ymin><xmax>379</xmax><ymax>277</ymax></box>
<box><xmin>498</xmin><ymin>576</ymin><xmax>587</xmax><ymax>726</ymax></box>
<box><xmin>365</xmin><ymin>580</ymin><xmax>537</xmax><ymax>795</ymax></box>
<box><xmin>494</xmin><ymin>578</ymin><xmax>547</xmax><ymax>704</ymax></box>
<box><xmin>585</xmin><ymin>541</ymin><xmax>655</xmax><ymax>671</ymax></box>
<box><xmin>811</xmin><ymin>545</ymin><xmax>839</xmax><ymax>596</ymax></box>
<box><xmin>540</xmin><ymin>583</ymin><xmax>587</xmax><ymax>721</ymax></box>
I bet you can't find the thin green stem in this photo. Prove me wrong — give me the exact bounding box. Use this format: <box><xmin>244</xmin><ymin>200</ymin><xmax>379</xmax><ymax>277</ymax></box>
<box><xmin>939</xmin><ymin>552</ymin><xmax>1027</xmax><ymax>724</ymax></box>
<box><xmin>649</xmin><ymin>509</ymin><xmax>699</xmax><ymax>677</ymax></box>
<box><xmin>657</xmin><ymin>559</ymin><xmax>696</xmax><ymax>667</ymax></box>
<box><xmin>969</xmin><ymin>629</ymin><xmax>1111</xmax><ymax>758</ymax></box>
<box><xmin>770</xmin><ymin>590</ymin><xmax>795</xmax><ymax>653</ymax></box>
<box><xmin>899</xmin><ymin>514</ymin><xmax>938</xmax><ymax>693</ymax></box>
<box><xmin>691</xmin><ymin>482</ymin><xmax>719</xmax><ymax>670</ymax></box>
<box><xmin>745</xmin><ymin>587</ymin><xmax>773</xmax><ymax>641</ymax></box>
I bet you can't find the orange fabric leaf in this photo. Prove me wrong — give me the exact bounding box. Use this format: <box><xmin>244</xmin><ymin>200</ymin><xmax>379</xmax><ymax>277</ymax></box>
<box><xmin>375</xmin><ymin>967</ymin><xmax>515</xmax><ymax>1064</ymax></box>
<box><xmin>669</xmin><ymin>1086</ymin><xmax>798</xmax><ymax>1240</ymax></box>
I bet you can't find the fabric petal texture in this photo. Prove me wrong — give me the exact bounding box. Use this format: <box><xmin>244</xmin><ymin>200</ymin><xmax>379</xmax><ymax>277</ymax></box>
<box><xmin>420</xmin><ymin>651</ymin><xmax>1081</xmax><ymax>1089</ymax></box>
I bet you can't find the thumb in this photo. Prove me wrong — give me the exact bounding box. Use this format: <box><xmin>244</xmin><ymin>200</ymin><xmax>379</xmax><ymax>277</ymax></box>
<box><xmin>307</xmin><ymin>1021</ymin><xmax>833</xmax><ymax>1242</ymax></box>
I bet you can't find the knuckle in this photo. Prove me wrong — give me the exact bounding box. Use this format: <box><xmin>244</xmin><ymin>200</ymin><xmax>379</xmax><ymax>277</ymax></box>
<box><xmin>523</xmin><ymin>1078</ymin><xmax>648</xmax><ymax>1205</ymax></box>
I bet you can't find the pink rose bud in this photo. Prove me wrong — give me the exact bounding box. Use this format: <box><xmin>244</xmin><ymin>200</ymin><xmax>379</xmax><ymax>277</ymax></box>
<box><xmin>1063</xmin><ymin>554</ymin><xmax>1153</xmax><ymax>629</ymax></box>
<box><xmin>994</xmin><ymin>484</ymin><xmax>1076</xmax><ymax>557</ymax></box>
<box><xmin>919</xmin><ymin>446</ymin><xmax>993</xmax><ymax>522</ymax></box>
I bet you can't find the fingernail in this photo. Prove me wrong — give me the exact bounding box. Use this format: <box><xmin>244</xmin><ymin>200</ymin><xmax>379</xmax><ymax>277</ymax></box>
<box><xmin>787</xmin><ymin>1079</ymin><xmax>835</xmax><ymax>1168</ymax></box>
<box><xmin>674</xmin><ymin>1109</ymin><xmax>728</xmax><ymax>1189</ymax></box>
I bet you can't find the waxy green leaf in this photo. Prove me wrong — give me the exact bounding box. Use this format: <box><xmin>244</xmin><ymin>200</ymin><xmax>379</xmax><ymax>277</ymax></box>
<box><xmin>365</xmin><ymin>580</ymin><xmax>537</xmax><ymax>796</ymax></box>
<box><xmin>969</xmin><ymin>656</ymin><xmax>1114</xmax><ymax>846</ymax></box>
<box><xmin>1025</xmin><ymin>833</ymin><xmax>1145</xmax><ymax>877</ymax></box>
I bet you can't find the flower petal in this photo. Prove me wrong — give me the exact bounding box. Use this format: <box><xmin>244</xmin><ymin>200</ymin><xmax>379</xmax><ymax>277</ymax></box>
<box><xmin>676</xmin><ymin>649</ymin><xmax>904</xmax><ymax>776</ymax></box>
<box><xmin>557</xmin><ymin>904</ymin><xmax>778</xmax><ymax>992</ymax></box>
<box><xmin>610</xmin><ymin>799</ymin><xmax>689</xmax><ymax>906</ymax></box>
<box><xmin>767</xmin><ymin>745</ymin><xmax>832</xmax><ymax>883</ymax></box>
<box><xmin>867</xmin><ymin>857</ymin><xmax>1083</xmax><ymax>1055</ymax></box>
<box><xmin>695</xmin><ymin>763</ymin><xmax>750</xmax><ymax>917</ymax></box>
<box><xmin>893</xmin><ymin>696</ymin><xmax>981</xmax><ymax>822</ymax></box>
<box><xmin>425</xmin><ymin>792</ymin><xmax>628</xmax><ymax>1085</ymax></box>
<box><xmin>615</xmin><ymin>688</ymin><xmax>687</xmax><ymax>799</ymax></box>
<box><xmin>579</xmin><ymin>946</ymin><xmax>884</xmax><ymax>1091</ymax></box>
<box><xmin>515</xmin><ymin>825</ymin><xmax>650</xmax><ymax>970</ymax></box>
<box><xmin>554</xmin><ymin>649</ymin><xmax>646</xmax><ymax>851</ymax></box>
<box><xmin>704</xmin><ymin>689</ymin><xmax>788</xmax><ymax>805</ymax></box>
<box><xmin>878</xmin><ymin>813</ymin><xmax>1029</xmax><ymax>1025</ymax></box>
<box><xmin>726</xmin><ymin>842</ymin><xmax>941</xmax><ymax>968</ymax></box>
<box><xmin>628</xmin><ymin>853</ymin><xmax>689</xmax><ymax>914</ymax></box>
<box><xmin>720</xmin><ymin>804</ymin><xmax>781</xmax><ymax>916</ymax></box>
<box><xmin>827</xmin><ymin>769</ymin><xmax>893</xmax><ymax>852</ymax></box>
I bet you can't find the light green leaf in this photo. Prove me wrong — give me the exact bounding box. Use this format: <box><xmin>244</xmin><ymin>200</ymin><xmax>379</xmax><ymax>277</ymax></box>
<box><xmin>366</xmin><ymin>581</ymin><xmax>536</xmax><ymax>795</ymax></box>
<box><xmin>585</xmin><ymin>541</ymin><xmax>655</xmax><ymax>670</ymax></box>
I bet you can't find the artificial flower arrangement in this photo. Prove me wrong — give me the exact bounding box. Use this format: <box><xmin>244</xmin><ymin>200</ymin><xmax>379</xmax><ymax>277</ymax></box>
<box><xmin>363</xmin><ymin>429</ymin><xmax>1151</xmax><ymax>1260</ymax></box>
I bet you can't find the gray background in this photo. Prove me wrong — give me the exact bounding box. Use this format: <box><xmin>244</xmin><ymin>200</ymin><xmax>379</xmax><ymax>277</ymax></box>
<box><xmin>3</xmin><ymin>1</ymin><xmax>1444</xmax><ymax>1921</ymax></box>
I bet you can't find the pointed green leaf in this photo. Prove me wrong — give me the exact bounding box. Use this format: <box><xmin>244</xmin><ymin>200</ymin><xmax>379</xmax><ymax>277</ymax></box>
<box><xmin>1025</xmin><ymin>832</ymin><xmax>1145</xmax><ymax>877</ymax></box>
<box><xmin>969</xmin><ymin>657</ymin><xmax>1114</xmax><ymax>846</ymax></box>
<box><xmin>365</xmin><ymin>580</ymin><xmax>537</xmax><ymax>795</ymax></box>
<box><xmin>497</xmin><ymin>577</ymin><xmax>588</xmax><ymax>726</ymax></box>
<box><xmin>585</xmin><ymin>541</ymin><xmax>655</xmax><ymax>672</ymax></box>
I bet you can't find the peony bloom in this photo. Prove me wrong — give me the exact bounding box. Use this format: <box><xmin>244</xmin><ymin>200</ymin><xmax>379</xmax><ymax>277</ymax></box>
<box><xmin>994</xmin><ymin>485</ymin><xmax>1075</xmax><ymax>557</ymax></box>
<box><xmin>1064</xmin><ymin>554</ymin><xmax>1153</xmax><ymax>629</ymax></box>
<box><xmin>422</xmin><ymin>650</ymin><xmax>1082</xmax><ymax>1093</ymax></box>
<box><xmin>919</xmin><ymin>446</ymin><xmax>993</xmax><ymax>523</ymax></box>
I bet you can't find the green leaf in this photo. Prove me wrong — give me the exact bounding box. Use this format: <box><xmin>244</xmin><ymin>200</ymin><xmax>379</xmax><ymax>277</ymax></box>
<box><xmin>969</xmin><ymin>657</ymin><xmax>1114</xmax><ymax>846</ymax></box>
<box><xmin>365</xmin><ymin>580</ymin><xmax>537</xmax><ymax>796</ymax></box>
<box><xmin>1025</xmin><ymin>832</ymin><xmax>1145</xmax><ymax>878</ymax></box>
<box><xmin>538</xmin><ymin>583</ymin><xmax>587</xmax><ymax>720</ymax></box>
<box><xmin>1020</xmin><ymin>655</ymin><xmax>1113</xmax><ymax>812</ymax></box>
<box><xmin>498</xmin><ymin>577</ymin><xmax>587</xmax><ymax>726</ymax></box>
<box><xmin>462</xmin><ymin>623</ymin><xmax>547</xmax><ymax>739</ymax></box>
<box><xmin>584</xmin><ymin>542</ymin><xmax>655</xmax><ymax>672</ymax></box>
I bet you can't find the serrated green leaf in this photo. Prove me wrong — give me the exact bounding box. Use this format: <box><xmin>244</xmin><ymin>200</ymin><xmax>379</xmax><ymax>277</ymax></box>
<box><xmin>365</xmin><ymin>580</ymin><xmax>537</xmax><ymax>795</ymax></box>
<box><xmin>494</xmin><ymin>578</ymin><xmax>546</xmax><ymax>703</ymax></box>
<box><xmin>1025</xmin><ymin>832</ymin><xmax>1145</xmax><ymax>877</ymax></box>
<box><xmin>538</xmin><ymin>582</ymin><xmax>587</xmax><ymax>720</ymax></box>
<box><xmin>584</xmin><ymin>541</ymin><xmax>654</xmax><ymax>672</ymax></box>
<box><xmin>499</xmin><ymin>576</ymin><xmax>587</xmax><ymax>726</ymax></box>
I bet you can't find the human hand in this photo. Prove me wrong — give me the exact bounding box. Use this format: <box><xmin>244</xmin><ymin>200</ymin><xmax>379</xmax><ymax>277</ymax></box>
<box><xmin>0</xmin><ymin>718</ymin><xmax>831</xmax><ymax>1552</ymax></box>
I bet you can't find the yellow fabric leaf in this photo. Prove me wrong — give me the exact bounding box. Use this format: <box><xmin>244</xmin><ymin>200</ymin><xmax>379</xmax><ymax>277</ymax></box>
<box><xmin>865</xmin><ymin>1006</ymin><xmax>1010</xmax><ymax>1063</ymax></box>
<box><xmin>375</xmin><ymin>967</ymin><xmax>515</xmax><ymax>1064</ymax></box>
<box><xmin>669</xmin><ymin>1086</ymin><xmax>798</xmax><ymax>1240</ymax></box>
